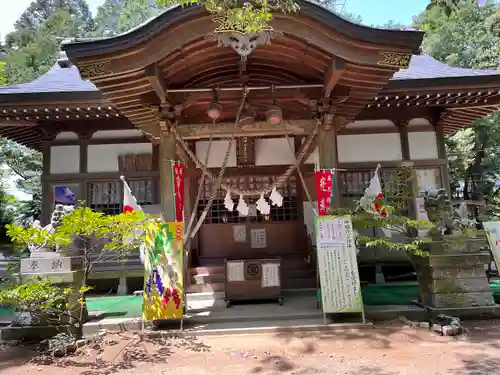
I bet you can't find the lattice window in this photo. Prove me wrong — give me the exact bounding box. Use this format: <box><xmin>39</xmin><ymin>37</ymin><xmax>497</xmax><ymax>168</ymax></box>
<box><xmin>88</xmin><ymin>181</ymin><xmax>121</xmax><ymax>215</ymax></box>
<box><xmin>339</xmin><ymin>171</ymin><xmax>372</xmax><ymax>197</ymax></box>
<box><xmin>197</xmin><ymin>175</ymin><xmax>298</xmax><ymax>224</ymax></box>
<box><xmin>415</xmin><ymin>168</ymin><xmax>441</xmax><ymax>196</ymax></box>
<box><xmin>339</xmin><ymin>169</ymin><xmax>411</xmax><ymax>213</ymax></box>
<box><xmin>87</xmin><ymin>179</ymin><xmax>153</xmax><ymax>214</ymax></box>
<box><xmin>128</xmin><ymin>179</ymin><xmax>153</xmax><ymax>205</ymax></box>
<box><xmin>380</xmin><ymin>169</ymin><xmax>412</xmax><ymax>214</ymax></box>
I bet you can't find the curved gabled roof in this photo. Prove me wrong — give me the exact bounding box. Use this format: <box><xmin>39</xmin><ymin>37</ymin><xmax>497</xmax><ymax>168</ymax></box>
<box><xmin>1</xmin><ymin>53</ymin><xmax>497</xmax><ymax>97</ymax></box>
<box><xmin>0</xmin><ymin>63</ymin><xmax>97</xmax><ymax>95</ymax></box>
<box><xmin>393</xmin><ymin>54</ymin><xmax>500</xmax><ymax>80</ymax></box>
<box><xmin>62</xmin><ymin>1</ymin><xmax>423</xmax><ymax>59</ymax></box>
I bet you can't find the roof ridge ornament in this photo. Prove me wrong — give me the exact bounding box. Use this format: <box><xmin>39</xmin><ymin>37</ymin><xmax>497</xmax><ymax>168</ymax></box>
<box><xmin>57</xmin><ymin>51</ymin><xmax>73</xmax><ymax>69</ymax></box>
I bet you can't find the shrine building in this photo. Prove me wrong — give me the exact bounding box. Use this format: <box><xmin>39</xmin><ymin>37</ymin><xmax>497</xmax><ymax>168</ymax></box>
<box><xmin>1</xmin><ymin>2</ymin><xmax>499</xmax><ymax>294</ymax></box>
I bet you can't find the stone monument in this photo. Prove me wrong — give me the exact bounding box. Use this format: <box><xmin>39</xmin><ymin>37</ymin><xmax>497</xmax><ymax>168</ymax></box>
<box><xmin>411</xmin><ymin>188</ymin><xmax>495</xmax><ymax>316</ymax></box>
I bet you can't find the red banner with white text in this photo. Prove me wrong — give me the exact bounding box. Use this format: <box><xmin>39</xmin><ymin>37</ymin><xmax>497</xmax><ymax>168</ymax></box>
<box><xmin>173</xmin><ymin>163</ymin><xmax>185</xmax><ymax>222</ymax></box>
<box><xmin>315</xmin><ymin>170</ymin><xmax>334</xmax><ymax>216</ymax></box>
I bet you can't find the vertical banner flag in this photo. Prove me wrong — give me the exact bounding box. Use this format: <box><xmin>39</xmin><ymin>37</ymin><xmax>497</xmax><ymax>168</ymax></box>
<box><xmin>173</xmin><ymin>163</ymin><xmax>185</xmax><ymax>222</ymax></box>
<box><xmin>121</xmin><ymin>176</ymin><xmax>145</xmax><ymax>264</ymax></box>
<box><xmin>315</xmin><ymin>215</ymin><xmax>364</xmax><ymax>315</ymax></box>
<box><xmin>315</xmin><ymin>170</ymin><xmax>334</xmax><ymax>216</ymax></box>
<box><xmin>143</xmin><ymin>222</ymin><xmax>184</xmax><ymax>321</ymax></box>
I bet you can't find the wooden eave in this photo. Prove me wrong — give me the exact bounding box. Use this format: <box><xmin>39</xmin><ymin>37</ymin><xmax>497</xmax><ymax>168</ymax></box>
<box><xmin>61</xmin><ymin>3</ymin><xmax>423</xmax><ymax>138</ymax></box>
<box><xmin>1</xmin><ymin>77</ymin><xmax>498</xmax><ymax>149</ymax></box>
<box><xmin>0</xmin><ymin>97</ymin><xmax>126</xmax><ymax>150</ymax></box>
<box><xmin>370</xmin><ymin>78</ymin><xmax>500</xmax><ymax>134</ymax></box>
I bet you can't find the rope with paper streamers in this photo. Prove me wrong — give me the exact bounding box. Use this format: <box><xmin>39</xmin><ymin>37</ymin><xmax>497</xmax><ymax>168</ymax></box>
<box><xmin>173</xmin><ymin>117</ymin><xmax>321</xmax><ymax>197</ymax></box>
<box><xmin>182</xmin><ymin>88</ymin><xmax>249</xmax><ymax>240</ymax></box>
<box><xmin>282</xmin><ymin>120</ymin><xmax>318</xmax><ymax>216</ymax></box>
<box><xmin>183</xmin><ymin>129</ymin><xmax>214</xmax><ymax>239</ymax></box>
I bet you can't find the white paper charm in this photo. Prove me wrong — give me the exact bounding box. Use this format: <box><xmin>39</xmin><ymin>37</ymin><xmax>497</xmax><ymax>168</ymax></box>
<box><xmin>269</xmin><ymin>187</ymin><xmax>283</xmax><ymax>207</ymax></box>
<box><xmin>224</xmin><ymin>190</ymin><xmax>234</xmax><ymax>211</ymax></box>
<box><xmin>236</xmin><ymin>195</ymin><xmax>249</xmax><ymax>216</ymax></box>
<box><xmin>256</xmin><ymin>192</ymin><xmax>271</xmax><ymax>215</ymax></box>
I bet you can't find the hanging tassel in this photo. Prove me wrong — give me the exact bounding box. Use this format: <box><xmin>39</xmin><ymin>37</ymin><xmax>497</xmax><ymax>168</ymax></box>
<box><xmin>269</xmin><ymin>187</ymin><xmax>283</xmax><ymax>207</ymax></box>
<box><xmin>224</xmin><ymin>190</ymin><xmax>234</xmax><ymax>211</ymax></box>
<box><xmin>236</xmin><ymin>195</ymin><xmax>249</xmax><ymax>216</ymax></box>
<box><xmin>256</xmin><ymin>192</ymin><xmax>271</xmax><ymax>215</ymax></box>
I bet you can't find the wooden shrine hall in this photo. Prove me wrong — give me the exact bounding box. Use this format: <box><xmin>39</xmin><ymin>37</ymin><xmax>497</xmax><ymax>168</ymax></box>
<box><xmin>0</xmin><ymin>1</ymin><xmax>500</xmax><ymax>294</ymax></box>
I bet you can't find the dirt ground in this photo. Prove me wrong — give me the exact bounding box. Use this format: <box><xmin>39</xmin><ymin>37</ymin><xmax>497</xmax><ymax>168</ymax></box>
<box><xmin>2</xmin><ymin>320</ymin><xmax>500</xmax><ymax>375</ymax></box>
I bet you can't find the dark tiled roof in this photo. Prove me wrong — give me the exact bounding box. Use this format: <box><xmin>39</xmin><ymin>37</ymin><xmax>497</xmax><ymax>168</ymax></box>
<box><xmin>392</xmin><ymin>54</ymin><xmax>500</xmax><ymax>80</ymax></box>
<box><xmin>0</xmin><ymin>54</ymin><xmax>498</xmax><ymax>96</ymax></box>
<box><xmin>0</xmin><ymin>63</ymin><xmax>97</xmax><ymax>95</ymax></box>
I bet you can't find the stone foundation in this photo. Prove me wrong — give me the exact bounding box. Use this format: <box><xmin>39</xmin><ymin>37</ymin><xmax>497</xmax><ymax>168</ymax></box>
<box><xmin>412</xmin><ymin>236</ymin><xmax>495</xmax><ymax>309</ymax></box>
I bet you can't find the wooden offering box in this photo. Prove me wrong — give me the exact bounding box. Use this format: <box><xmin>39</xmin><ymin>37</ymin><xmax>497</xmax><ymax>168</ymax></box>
<box><xmin>224</xmin><ymin>258</ymin><xmax>283</xmax><ymax>307</ymax></box>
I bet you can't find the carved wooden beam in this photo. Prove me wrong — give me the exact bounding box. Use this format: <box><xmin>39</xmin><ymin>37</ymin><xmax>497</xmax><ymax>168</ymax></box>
<box><xmin>176</xmin><ymin>120</ymin><xmax>315</xmax><ymax>139</ymax></box>
<box><xmin>324</xmin><ymin>58</ymin><xmax>345</xmax><ymax>98</ymax></box>
<box><xmin>145</xmin><ymin>63</ymin><xmax>169</xmax><ymax>105</ymax></box>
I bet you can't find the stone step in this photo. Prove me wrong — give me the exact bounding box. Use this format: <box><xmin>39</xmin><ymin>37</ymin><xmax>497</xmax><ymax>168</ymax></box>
<box><xmin>198</xmin><ymin>255</ymin><xmax>312</xmax><ymax>269</ymax></box>
<box><xmin>192</xmin><ymin>273</ymin><xmax>225</xmax><ymax>284</ymax></box>
<box><xmin>187</xmin><ymin>283</ymin><xmax>225</xmax><ymax>293</ymax></box>
<box><xmin>190</xmin><ymin>266</ymin><xmax>224</xmax><ymax>276</ymax></box>
<box><xmin>187</xmin><ymin>277</ymin><xmax>317</xmax><ymax>293</ymax></box>
<box><xmin>191</xmin><ymin>266</ymin><xmax>315</xmax><ymax>278</ymax></box>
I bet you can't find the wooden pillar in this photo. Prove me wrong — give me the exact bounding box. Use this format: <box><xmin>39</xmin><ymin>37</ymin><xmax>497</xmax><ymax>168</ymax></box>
<box><xmin>152</xmin><ymin>143</ymin><xmax>160</xmax><ymax>204</ymax></box>
<box><xmin>398</xmin><ymin>120</ymin><xmax>416</xmax><ymax>217</ymax></box>
<box><xmin>41</xmin><ymin>139</ymin><xmax>52</xmax><ymax>226</ymax></box>
<box><xmin>398</xmin><ymin>120</ymin><xmax>411</xmax><ymax>161</ymax></box>
<box><xmin>317</xmin><ymin>120</ymin><xmax>340</xmax><ymax>207</ymax></box>
<box><xmin>435</xmin><ymin>121</ymin><xmax>451</xmax><ymax>195</ymax></box>
<box><xmin>159</xmin><ymin>127</ymin><xmax>177</xmax><ymax>222</ymax></box>
<box><xmin>78</xmin><ymin>131</ymin><xmax>93</xmax><ymax>207</ymax></box>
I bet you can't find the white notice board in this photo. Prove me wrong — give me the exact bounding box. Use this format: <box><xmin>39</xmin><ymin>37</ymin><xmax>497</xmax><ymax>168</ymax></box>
<box><xmin>315</xmin><ymin>215</ymin><xmax>364</xmax><ymax>315</ymax></box>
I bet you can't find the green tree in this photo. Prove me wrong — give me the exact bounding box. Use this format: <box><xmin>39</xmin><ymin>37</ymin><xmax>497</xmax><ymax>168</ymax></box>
<box><xmin>4</xmin><ymin>207</ymin><xmax>149</xmax><ymax>338</ymax></box>
<box><xmin>0</xmin><ymin>138</ymin><xmax>42</xmax><ymax>224</ymax></box>
<box><xmin>5</xmin><ymin>0</ymin><xmax>94</xmax><ymax>49</ymax></box>
<box><xmin>0</xmin><ymin>61</ymin><xmax>6</xmax><ymax>87</ymax></box>
<box><xmin>94</xmin><ymin>0</ymin><xmax>164</xmax><ymax>37</ymax></box>
<box><xmin>426</xmin><ymin>0</ymin><xmax>460</xmax><ymax>16</ymax></box>
<box><xmin>0</xmin><ymin>170</ymin><xmax>16</xmax><ymax>247</ymax></box>
<box><xmin>3</xmin><ymin>0</ymin><xmax>95</xmax><ymax>85</ymax></box>
<box><xmin>414</xmin><ymin>0</ymin><xmax>500</xmax><ymax>217</ymax></box>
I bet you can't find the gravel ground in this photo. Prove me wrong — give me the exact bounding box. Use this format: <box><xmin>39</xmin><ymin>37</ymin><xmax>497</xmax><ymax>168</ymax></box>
<box><xmin>2</xmin><ymin>320</ymin><xmax>500</xmax><ymax>375</ymax></box>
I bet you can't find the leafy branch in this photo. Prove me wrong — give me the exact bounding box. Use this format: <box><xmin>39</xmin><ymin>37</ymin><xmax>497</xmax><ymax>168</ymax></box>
<box><xmin>4</xmin><ymin>205</ymin><xmax>150</xmax><ymax>338</ymax></box>
<box><xmin>153</xmin><ymin>0</ymin><xmax>299</xmax><ymax>33</ymax></box>
<box><xmin>331</xmin><ymin>204</ymin><xmax>433</xmax><ymax>257</ymax></box>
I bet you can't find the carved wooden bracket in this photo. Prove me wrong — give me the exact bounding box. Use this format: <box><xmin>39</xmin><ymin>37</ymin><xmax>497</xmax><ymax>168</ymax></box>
<box><xmin>377</xmin><ymin>51</ymin><xmax>412</xmax><ymax>69</ymax></box>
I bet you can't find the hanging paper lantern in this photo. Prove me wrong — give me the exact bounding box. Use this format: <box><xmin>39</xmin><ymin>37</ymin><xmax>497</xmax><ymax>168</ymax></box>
<box><xmin>239</xmin><ymin>106</ymin><xmax>256</xmax><ymax>126</ymax></box>
<box><xmin>266</xmin><ymin>105</ymin><xmax>282</xmax><ymax>125</ymax></box>
<box><xmin>207</xmin><ymin>101</ymin><xmax>222</xmax><ymax>121</ymax></box>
